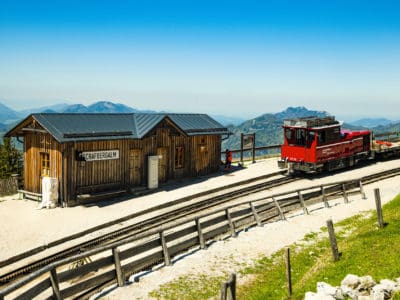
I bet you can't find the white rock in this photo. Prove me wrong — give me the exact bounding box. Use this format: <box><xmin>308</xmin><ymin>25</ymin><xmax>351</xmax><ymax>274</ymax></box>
<box><xmin>340</xmin><ymin>285</ymin><xmax>359</xmax><ymax>300</ymax></box>
<box><xmin>393</xmin><ymin>284</ymin><xmax>400</xmax><ymax>293</ymax></box>
<box><xmin>342</xmin><ymin>274</ymin><xmax>361</xmax><ymax>289</ymax></box>
<box><xmin>317</xmin><ymin>281</ymin><xmax>338</xmax><ymax>296</ymax></box>
<box><xmin>358</xmin><ymin>275</ymin><xmax>376</xmax><ymax>292</ymax></box>
<box><xmin>358</xmin><ymin>296</ymin><xmax>373</xmax><ymax>300</ymax></box>
<box><xmin>379</xmin><ymin>279</ymin><xmax>396</xmax><ymax>292</ymax></box>
<box><xmin>334</xmin><ymin>287</ymin><xmax>345</xmax><ymax>300</ymax></box>
<box><xmin>372</xmin><ymin>284</ymin><xmax>390</xmax><ymax>300</ymax></box>
<box><xmin>304</xmin><ymin>291</ymin><xmax>318</xmax><ymax>299</ymax></box>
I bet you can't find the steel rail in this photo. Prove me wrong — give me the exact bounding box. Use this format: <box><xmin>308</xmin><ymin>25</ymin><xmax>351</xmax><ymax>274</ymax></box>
<box><xmin>0</xmin><ymin>171</ymin><xmax>293</xmax><ymax>285</ymax></box>
<box><xmin>1</xmin><ymin>167</ymin><xmax>400</xmax><ymax>299</ymax></box>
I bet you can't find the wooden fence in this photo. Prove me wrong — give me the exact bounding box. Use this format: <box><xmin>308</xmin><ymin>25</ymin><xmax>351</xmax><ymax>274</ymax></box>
<box><xmin>0</xmin><ymin>177</ymin><xmax>366</xmax><ymax>300</ymax></box>
<box><xmin>221</xmin><ymin>144</ymin><xmax>281</xmax><ymax>162</ymax></box>
<box><xmin>221</xmin><ymin>273</ymin><xmax>236</xmax><ymax>300</ymax></box>
<box><xmin>0</xmin><ymin>176</ymin><xmax>19</xmax><ymax>196</ymax></box>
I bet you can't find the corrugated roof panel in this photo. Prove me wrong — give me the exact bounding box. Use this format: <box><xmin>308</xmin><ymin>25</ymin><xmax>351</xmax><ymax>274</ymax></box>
<box><xmin>7</xmin><ymin>113</ymin><xmax>229</xmax><ymax>142</ymax></box>
<box><xmin>168</xmin><ymin>114</ymin><xmax>227</xmax><ymax>133</ymax></box>
<box><xmin>133</xmin><ymin>114</ymin><xmax>165</xmax><ymax>138</ymax></box>
<box><xmin>34</xmin><ymin>114</ymin><xmax>136</xmax><ymax>142</ymax></box>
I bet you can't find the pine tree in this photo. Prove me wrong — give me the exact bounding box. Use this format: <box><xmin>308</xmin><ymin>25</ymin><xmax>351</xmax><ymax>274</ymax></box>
<box><xmin>0</xmin><ymin>138</ymin><xmax>22</xmax><ymax>179</ymax></box>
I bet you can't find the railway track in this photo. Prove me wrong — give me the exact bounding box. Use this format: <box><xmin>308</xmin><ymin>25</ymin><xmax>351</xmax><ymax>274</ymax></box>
<box><xmin>1</xmin><ymin>166</ymin><xmax>400</xmax><ymax>299</ymax></box>
<box><xmin>0</xmin><ymin>170</ymin><xmax>295</xmax><ymax>286</ymax></box>
<box><xmin>2</xmin><ymin>166</ymin><xmax>400</xmax><ymax>290</ymax></box>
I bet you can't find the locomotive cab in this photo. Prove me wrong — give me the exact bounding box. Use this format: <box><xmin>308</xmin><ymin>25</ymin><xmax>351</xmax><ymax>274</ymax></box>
<box><xmin>279</xmin><ymin>116</ymin><xmax>371</xmax><ymax>174</ymax></box>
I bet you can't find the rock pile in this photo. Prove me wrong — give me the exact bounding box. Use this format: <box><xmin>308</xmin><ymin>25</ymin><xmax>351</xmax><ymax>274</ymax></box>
<box><xmin>305</xmin><ymin>274</ymin><xmax>400</xmax><ymax>300</ymax></box>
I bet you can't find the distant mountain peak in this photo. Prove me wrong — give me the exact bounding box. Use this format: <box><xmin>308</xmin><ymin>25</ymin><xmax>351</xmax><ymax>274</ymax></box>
<box><xmin>86</xmin><ymin>101</ymin><xmax>138</xmax><ymax>113</ymax></box>
<box><xmin>62</xmin><ymin>104</ymin><xmax>89</xmax><ymax>113</ymax></box>
<box><xmin>349</xmin><ymin>118</ymin><xmax>394</xmax><ymax>128</ymax></box>
<box><xmin>274</xmin><ymin>106</ymin><xmax>329</xmax><ymax>120</ymax></box>
<box><xmin>0</xmin><ymin>102</ymin><xmax>19</xmax><ymax>122</ymax></box>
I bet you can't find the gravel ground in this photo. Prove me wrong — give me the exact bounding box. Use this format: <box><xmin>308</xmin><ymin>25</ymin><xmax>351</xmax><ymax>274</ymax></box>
<box><xmin>0</xmin><ymin>158</ymin><xmax>281</xmax><ymax>262</ymax></box>
<box><xmin>95</xmin><ymin>173</ymin><xmax>399</xmax><ymax>300</ymax></box>
<box><xmin>1</xmin><ymin>158</ymin><xmax>400</xmax><ymax>299</ymax></box>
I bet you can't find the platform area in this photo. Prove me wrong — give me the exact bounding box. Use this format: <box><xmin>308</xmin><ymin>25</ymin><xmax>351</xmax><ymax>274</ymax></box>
<box><xmin>0</xmin><ymin>158</ymin><xmax>282</xmax><ymax>262</ymax></box>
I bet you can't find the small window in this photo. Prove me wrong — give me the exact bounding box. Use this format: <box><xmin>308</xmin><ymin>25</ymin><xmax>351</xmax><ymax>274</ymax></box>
<box><xmin>306</xmin><ymin>131</ymin><xmax>315</xmax><ymax>148</ymax></box>
<box><xmin>175</xmin><ymin>147</ymin><xmax>184</xmax><ymax>169</ymax></box>
<box><xmin>285</xmin><ymin>128</ymin><xmax>292</xmax><ymax>140</ymax></box>
<box><xmin>40</xmin><ymin>152</ymin><xmax>50</xmax><ymax>177</ymax></box>
<box><xmin>318</xmin><ymin>131</ymin><xmax>326</xmax><ymax>145</ymax></box>
<box><xmin>296</xmin><ymin>129</ymin><xmax>305</xmax><ymax>146</ymax></box>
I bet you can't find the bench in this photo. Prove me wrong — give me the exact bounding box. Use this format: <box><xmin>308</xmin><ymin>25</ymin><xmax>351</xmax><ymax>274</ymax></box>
<box><xmin>76</xmin><ymin>183</ymin><xmax>127</xmax><ymax>203</ymax></box>
<box><xmin>18</xmin><ymin>190</ymin><xmax>42</xmax><ymax>201</ymax></box>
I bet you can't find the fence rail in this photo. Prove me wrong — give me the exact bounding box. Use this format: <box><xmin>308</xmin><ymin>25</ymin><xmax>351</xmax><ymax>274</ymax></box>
<box><xmin>0</xmin><ymin>176</ymin><xmax>368</xmax><ymax>300</ymax></box>
<box><xmin>221</xmin><ymin>144</ymin><xmax>281</xmax><ymax>162</ymax></box>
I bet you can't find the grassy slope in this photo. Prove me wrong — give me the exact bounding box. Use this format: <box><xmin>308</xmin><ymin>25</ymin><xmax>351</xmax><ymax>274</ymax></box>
<box><xmin>148</xmin><ymin>195</ymin><xmax>400</xmax><ymax>300</ymax></box>
<box><xmin>240</xmin><ymin>194</ymin><xmax>400</xmax><ymax>299</ymax></box>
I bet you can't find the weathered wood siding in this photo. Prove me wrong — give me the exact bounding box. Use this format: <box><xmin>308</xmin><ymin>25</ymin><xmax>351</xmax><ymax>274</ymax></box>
<box><xmin>20</xmin><ymin>117</ymin><xmax>223</xmax><ymax>205</ymax></box>
<box><xmin>190</xmin><ymin>135</ymin><xmax>222</xmax><ymax>176</ymax></box>
<box><xmin>24</xmin><ymin>132</ymin><xmax>62</xmax><ymax>194</ymax></box>
<box><xmin>69</xmin><ymin>140</ymin><xmax>130</xmax><ymax>199</ymax></box>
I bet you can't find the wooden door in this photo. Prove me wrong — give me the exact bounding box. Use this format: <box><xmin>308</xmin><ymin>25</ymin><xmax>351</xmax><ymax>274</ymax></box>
<box><xmin>129</xmin><ymin>149</ymin><xmax>142</xmax><ymax>186</ymax></box>
<box><xmin>157</xmin><ymin>147</ymin><xmax>168</xmax><ymax>182</ymax></box>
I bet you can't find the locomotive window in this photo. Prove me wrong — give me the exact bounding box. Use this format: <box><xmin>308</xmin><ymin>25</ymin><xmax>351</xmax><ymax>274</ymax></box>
<box><xmin>296</xmin><ymin>129</ymin><xmax>305</xmax><ymax>146</ymax></box>
<box><xmin>285</xmin><ymin>128</ymin><xmax>293</xmax><ymax>140</ymax></box>
<box><xmin>306</xmin><ymin>131</ymin><xmax>315</xmax><ymax>148</ymax></box>
<box><xmin>318</xmin><ymin>131</ymin><xmax>326</xmax><ymax>145</ymax></box>
<box><xmin>285</xmin><ymin>128</ymin><xmax>297</xmax><ymax>145</ymax></box>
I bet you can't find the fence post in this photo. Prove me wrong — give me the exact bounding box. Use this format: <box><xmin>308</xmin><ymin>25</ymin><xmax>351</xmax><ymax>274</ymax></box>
<box><xmin>252</xmin><ymin>133</ymin><xmax>256</xmax><ymax>163</ymax></box>
<box><xmin>285</xmin><ymin>247</ymin><xmax>292</xmax><ymax>297</ymax></box>
<box><xmin>321</xmin><ymin>185</ymin><xmax>329</xmax><ymax>208</ymax></box>
<box><xmin>240</xmin><ymin>133</ymin><xmax>244</xmax><ymax>164</ymax></box>
<box><xmin>250</xmin><ymin>202</ymin><xmax>262</xmax><ymax>226</ymax></box>
<box><xmin>342</xmin><ymin>183</ymin><xmax>349</xmax><ymax>203</ymax></box>
<box><xmin>11</xmin><ymin>174</ymin><xmax>19</xmax><ymax>193</ymax></box>
<box><xmin>326</xmin><ymin>219</ymin><xmax>340</xmax><ymax>261</ymax></box>
<box><xmin>221</xmin><ymin>273</ymin><xmax>236</xmax><ymax>300</ymax></box>
<box><xmin>196</xmin><ymin>218</ymin><xmax>206</xmax><ymax>249</ymax></box>
<box><xmin>272</xmin><ymin>197</ymin><xmax>286</xmax><ymax>220</ymax></box>
<box><xmin>160</xmin><ymin>231</ymin><xmax>171</xmax><ymax>266</ymax></box>
<box><xmin>359</xmin><ymin>180</ymin><xmax>367</xmax><ymax>200</ymax></box>
<box><xmin>229</xmin><ymin>273</ymin><xmax>236</xmax><ymax>300</ymax></box>
<box><xmin>374</xmin><ymin>188</ymin><xmax>384</xmax><ymax>228</ymax></box>
<box><xmin>113</xmin><ymin>247</ymin><xmax>125</xmax><ymax>287</ymax></box>
<box><xmin>226</xmin><ymin>209</ymin><xmax>237</xmax><ymax>237</ymax></box>
<box><xmin>298</xmin><ymin>191</ymin><xmax>309</xmax><ymax>215</ymax></box>
<box><xmin>221</xmin><ymin>282</ymin><xmax>228</xmax><ymax>300</ymax></box>
<box><xmin>49</xmin><ymin>268</ymin><xmax>62</xmax><ymax>300</ymax></box>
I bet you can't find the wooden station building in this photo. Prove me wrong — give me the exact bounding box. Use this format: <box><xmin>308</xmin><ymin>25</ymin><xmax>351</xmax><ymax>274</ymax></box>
<box><xmin>5</xmin><ymin>113</ymin><xmax>229</xmax><ymax>206</ymax></box>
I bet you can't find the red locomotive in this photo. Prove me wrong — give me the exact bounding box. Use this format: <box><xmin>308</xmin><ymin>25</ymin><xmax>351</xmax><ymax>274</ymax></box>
<box><xmin>278</xmin><ymin>116</ymin><xmax>381</xmax><ymax>174</ymax></box>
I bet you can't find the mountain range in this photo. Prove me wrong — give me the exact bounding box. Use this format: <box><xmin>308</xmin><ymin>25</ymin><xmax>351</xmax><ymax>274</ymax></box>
<box><xmin>0</xmin><ymin>101</ymin><xmax>399</xmax><ymax>150</ymax></box>
<box><xmin>0</xmin><ymin>101</ymin><xmax>245</xmax><ymax>127</ymax></box>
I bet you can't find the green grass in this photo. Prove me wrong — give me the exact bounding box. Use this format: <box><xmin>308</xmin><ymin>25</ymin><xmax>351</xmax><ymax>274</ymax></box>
<box><xmin>239</xmin><ymin>194</ymin><xmax>400</xmax><ymax>299</ymax></box>
<box><xmin>148</xmin><ymin>274</ymin><xmax>227</xmax><ymax>300</ymax></box>
<box><xmin>147</xmin><ymin>194</ymin><xmax>400</xmax><ymax>299</ymax></box>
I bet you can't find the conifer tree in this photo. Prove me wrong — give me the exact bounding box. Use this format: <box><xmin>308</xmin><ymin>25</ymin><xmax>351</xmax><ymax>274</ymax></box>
<box><xmin>0</xmin><ymin>138</ymin><xmax>22</xmax><ymax>179</ymax></box>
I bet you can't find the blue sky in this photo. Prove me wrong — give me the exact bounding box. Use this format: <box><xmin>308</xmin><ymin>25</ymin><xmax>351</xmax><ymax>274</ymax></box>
<box><xmin>1</xmin><ymin>1</ymin><xmax>400</xmax><ymax>120</ymax></box>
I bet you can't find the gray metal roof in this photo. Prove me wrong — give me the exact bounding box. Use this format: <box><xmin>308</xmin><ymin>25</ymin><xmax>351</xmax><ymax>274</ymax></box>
<box><xmin>6</xmin><ymin>113</ymin><xmax>229</xmax><ymax>142</ymax></box>
<box><xmin>134</xmin><ymin>114</ymin><xmax>165</xmax><ymax>138</ymax></box>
